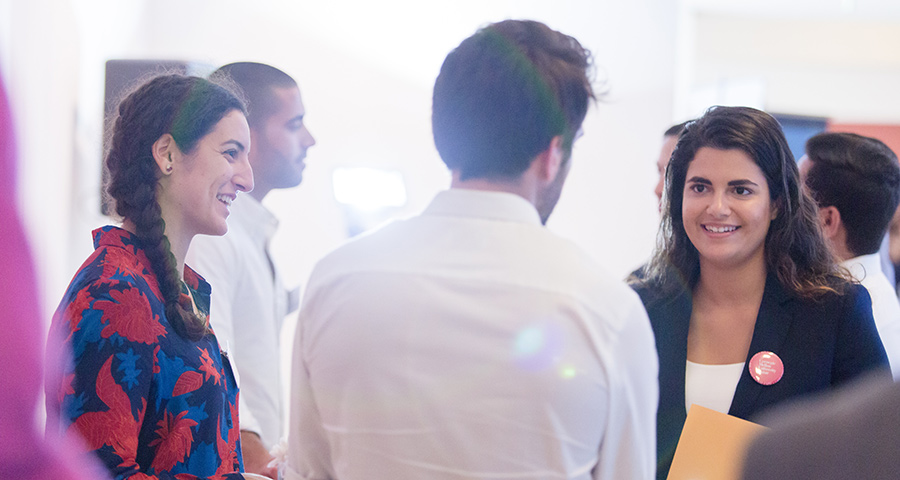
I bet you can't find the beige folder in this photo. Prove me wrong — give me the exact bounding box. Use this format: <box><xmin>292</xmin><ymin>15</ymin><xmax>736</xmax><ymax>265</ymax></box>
<box><xmin>667</xmin><ymin>405</ymin><xmax>768</xmax><ymax>480</ymax></box>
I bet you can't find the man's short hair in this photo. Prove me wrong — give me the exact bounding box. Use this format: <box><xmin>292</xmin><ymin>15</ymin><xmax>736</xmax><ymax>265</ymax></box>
<box><xmin>212</xmin><ymin>62</ymin><xmax>297</xmax><ymax>128</ymax></box>
<box><xmin>432</xmin><ymin>20</ymin><xmax>594</xmax><ymax>181</ymax></box>
<box><xmin>664</xmin><ymin>120</ymin><xmax>691</xmax><ymax>139</ymax></box>
<box><xmin>804</xmin><ymin>132</ymin><xmax>900</xmax><ymax>256</ymax></box>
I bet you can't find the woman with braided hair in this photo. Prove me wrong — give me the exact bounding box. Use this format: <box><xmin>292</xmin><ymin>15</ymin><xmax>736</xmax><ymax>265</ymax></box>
<box><xmin>46</xmin><ymin>74</ymin><xmax>254</xmax><ymax>479</ymax></box>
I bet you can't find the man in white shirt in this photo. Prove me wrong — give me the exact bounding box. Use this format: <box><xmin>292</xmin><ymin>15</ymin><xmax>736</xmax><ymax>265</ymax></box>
<box><xmin>187</xmin><ymin>62</ymin><xmax>316</xmax><ymax>477</ymax></box>
<box><xmin>800</xmin><ymin>132</ymin><xmax>900</xmax><ymax>379</ymax></box>
<box><xmin>285</xmin><ymin>20</ymin><xmax>658</xmax><ymax>480</ymax></box>
<box><xmin>654</xmin><ymin>121</ymin><xmax>690</xmax><ymax>210</ymax></box>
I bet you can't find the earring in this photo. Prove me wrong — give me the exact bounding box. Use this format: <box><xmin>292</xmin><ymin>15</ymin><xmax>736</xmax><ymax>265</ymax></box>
<box><xmin>165</xmin><ymin>164</ymin><xmax>173</xmax><ymax>173</ymax></box>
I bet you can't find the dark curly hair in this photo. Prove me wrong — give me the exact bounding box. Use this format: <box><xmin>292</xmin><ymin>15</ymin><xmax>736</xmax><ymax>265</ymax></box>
<box><xmin>105</xmin><ymin>74</ymin><xmax>246</xmax><ymax>340</ymax></box>
<box><xmin>642</xmin><ymin>106</ymin><xmax>844</xmax><ymax>298</ymax></box>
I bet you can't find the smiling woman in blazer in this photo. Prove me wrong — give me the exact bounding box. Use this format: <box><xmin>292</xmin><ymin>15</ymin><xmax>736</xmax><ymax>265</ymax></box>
<box><xmin>632</xmin><ymin>106</ymin><xmax>890</xmax><ymax>480</ymax></box>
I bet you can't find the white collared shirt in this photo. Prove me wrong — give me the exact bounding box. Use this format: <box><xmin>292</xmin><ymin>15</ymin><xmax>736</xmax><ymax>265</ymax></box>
<box><xmin>842</xmin><ymin>253</ymin><xmax>900</xmax><ymax>380</ymax></box>
<box><xmin>285</xmin><ymin>189</ymin><xmax>659</xmax><ymax>480</ymax></box>
<box><xmin>187</xmin><ymin>194</ymin><xmax>292</xmax><ymax>448</ymax></box>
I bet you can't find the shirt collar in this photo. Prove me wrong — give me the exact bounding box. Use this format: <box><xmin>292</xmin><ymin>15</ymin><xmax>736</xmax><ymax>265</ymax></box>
<box><xmin>230</xmin><ymin>193</ymin><xmax>279</xmax><ymax>244</ymax></box>
<box><xmin>422</xmin><ymin>189</ymin><xmax>542</xmax><ymax>226</ymax></box>
<box><xmin>92</xmin><ymin>225</ymin><xmax>212</xmax><ymax>312</ymax></box>
<box><xmin>840</xmin><ymin>253</ymin><xmax>883</xmax><ymax>283</ymax></box>
<box><xmin>93</xmin><ymin>225</ymin><xmax>153</xmax><ymax>274</ymax></box>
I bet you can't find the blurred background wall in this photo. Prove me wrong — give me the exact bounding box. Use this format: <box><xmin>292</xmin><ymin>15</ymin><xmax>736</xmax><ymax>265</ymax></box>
<box><xmin>1</xmin><ymin>0</ymin><xmax>900</xmax><ymax>328</ymax></box>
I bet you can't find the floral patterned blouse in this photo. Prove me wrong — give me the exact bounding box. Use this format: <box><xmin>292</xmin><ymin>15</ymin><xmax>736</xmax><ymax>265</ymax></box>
<box><xmin>47</xmin><ymin>226</ymin><xmax>245</xmax><ymax>480</ymax></box>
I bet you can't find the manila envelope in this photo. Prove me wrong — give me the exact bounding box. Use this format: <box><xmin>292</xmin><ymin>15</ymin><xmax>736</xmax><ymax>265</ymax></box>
<box><xmin>667</xmin><ymin>405</ymin><xmax>768</xmax><ymax>480</ymax></box>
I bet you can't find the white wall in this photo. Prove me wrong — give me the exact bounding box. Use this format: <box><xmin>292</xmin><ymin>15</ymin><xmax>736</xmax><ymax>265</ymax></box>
<box><xmin>2</xmin><ymin>0</ymin><xmax>678</xmax><ymax>321</ymax></box>
<box><xmin>677</xmin><ymin>1</ymin><xmax>900</xmax><ymax>123</ymax></box>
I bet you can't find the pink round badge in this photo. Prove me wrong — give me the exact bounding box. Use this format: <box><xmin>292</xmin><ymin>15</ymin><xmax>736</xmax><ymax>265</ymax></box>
<box><xmin>749</xmin><ymin>351</ymin><xmax>784</xmax><ymax>386</ymax></box>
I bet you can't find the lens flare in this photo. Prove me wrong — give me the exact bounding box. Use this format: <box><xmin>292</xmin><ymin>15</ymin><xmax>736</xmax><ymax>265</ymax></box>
<box><xmin>513</xmin><ymin>323</ymin><xmax>563</xmax><ymax>372</ymax></box>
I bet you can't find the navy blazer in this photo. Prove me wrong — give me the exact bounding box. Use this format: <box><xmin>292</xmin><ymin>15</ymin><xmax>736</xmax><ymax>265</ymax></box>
<box><xmin>633</xmin><ymin>275</ymin><xmax>890</xmax><ymax>480</ymax></box>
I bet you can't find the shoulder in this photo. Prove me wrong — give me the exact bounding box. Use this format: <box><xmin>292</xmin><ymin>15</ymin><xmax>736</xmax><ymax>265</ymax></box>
<box><xmin>792</xmin><ymin>280</ymin><xmax>870</xmax><ymax>316</ymax></box>
<box><xmin>66</xmin><ymin>243</ymin><xmax>154</xmax><ymax>299</ymax></box>
<box><xmin>631</xmin><ymin>277</ymin><xmax>689</xmax><ymax>313</ymax></box>
<box><xmin>62</xmin><ymin>231</ymin><xmax>168</xmax><ymax>318</ymax></box>
<box><xmin>629</xmin><ymin>279</ymin><xmax>660</xmax><ymax>306</ymax></box>
<box><xmin>56</xmin><ymin>253</ymin><xmax>168</xmax><ymax>350</ymax></box>
<box><xmin>536</xmin><ymin>238</ymin><xmax>652</xmax><ymax>331</ymax></box>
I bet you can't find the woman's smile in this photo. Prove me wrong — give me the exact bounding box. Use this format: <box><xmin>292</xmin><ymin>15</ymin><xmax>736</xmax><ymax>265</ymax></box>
<box><xmin>683</xmin><ymin>147</ymin><xmax>776</xmax><ymax>269</ymax></box>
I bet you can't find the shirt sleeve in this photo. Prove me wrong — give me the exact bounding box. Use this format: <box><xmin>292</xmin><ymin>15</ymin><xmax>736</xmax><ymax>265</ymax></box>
<box><xmin>284</xmin><ymin>286</ymin><xmax>337</xmax><ymax>480</ymax></box>
<box><xmin>593</xmin><ymin>291</ymin><xmax>659</xmax><ymax>480</ymax></box>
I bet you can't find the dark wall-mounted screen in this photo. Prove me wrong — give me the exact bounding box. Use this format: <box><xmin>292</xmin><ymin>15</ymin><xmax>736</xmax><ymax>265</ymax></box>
<box><xmin>772</xmin><ymin>113</ymin><xmax>828</xmax><ymax>163</ymax></box>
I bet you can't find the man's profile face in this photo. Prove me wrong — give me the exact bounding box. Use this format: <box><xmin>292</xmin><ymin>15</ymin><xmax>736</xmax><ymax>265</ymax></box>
<box><xmin>655</xmin><ymin>134</ymin><xmax>679</xmax><ymax>209</ymax></box>
<box><xmin>250</xmin><ymin>86</ymin><xmax>316</xmax><ymax>191</ymax></box>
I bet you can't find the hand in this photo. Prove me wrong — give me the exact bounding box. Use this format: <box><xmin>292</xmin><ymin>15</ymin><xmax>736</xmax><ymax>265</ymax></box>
<box><xmin>240</xmin><ymin>430</ymin><xmax>278</xmax><ymax>479</ymax></box>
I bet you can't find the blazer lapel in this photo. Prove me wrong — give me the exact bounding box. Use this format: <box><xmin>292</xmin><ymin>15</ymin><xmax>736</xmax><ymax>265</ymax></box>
<box><xmin>660</xmin><ymin>288</ymin><xmax>692</xmax><ymax>417</ymax></box>
<box><xmin>728</xmin><ymin>275</ymin><xmax>794</xmax><ymax>419</ymax></box>
<box><xmin>648</xmin><ymin>283</ymin><xmax>693</xmax><ymax>475</ymax></box>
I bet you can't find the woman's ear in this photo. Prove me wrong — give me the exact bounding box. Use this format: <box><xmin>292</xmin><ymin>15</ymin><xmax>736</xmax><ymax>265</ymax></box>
<box><xmin>152</xmin><ymin>133</ymin><xmax>177</xmax><ymax>175</ymax></box>
<box><xmin>770</xmin><ymin>197</ymin><xmax>782</xmax><ymax>221</ymax></box>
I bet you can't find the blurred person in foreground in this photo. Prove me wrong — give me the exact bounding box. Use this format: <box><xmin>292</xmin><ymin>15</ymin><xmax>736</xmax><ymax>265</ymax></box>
<box><xmin>284</xmin><ymin>19</ymin><xmax>658</xmax><ymax>480</ymax></box>
<box><xmin>742</xmin><ymin>372</ymin><xmax>900</xmax><ymax>480</ymax></box>
<box><xmin>0</xmin><ymin>63</ymin><xmax>109</xmax><ymax>480</ymax></box>
<box><xmin>46</xmin><ymin>74</ymin><xmax>254</xmax><ymax>479</ymax></box>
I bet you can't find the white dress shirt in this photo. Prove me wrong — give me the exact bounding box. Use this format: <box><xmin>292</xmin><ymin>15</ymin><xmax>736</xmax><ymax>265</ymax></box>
<box><xmin>285</xmin><ymin>189</ymin><xmax>659</xmax><ymax>480</ymax></box>
<box><xmin>187</xmin><ymin>194</ymin><xmax>293</xmax><ymax>448</ymax></box>
<box><xmin>842</xmin><ymin>253</ymin><xmax>900</xmax><ymax>380</ymax></box>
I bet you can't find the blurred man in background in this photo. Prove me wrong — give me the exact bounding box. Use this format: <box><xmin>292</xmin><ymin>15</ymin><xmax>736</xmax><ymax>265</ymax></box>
<box><xmin>188</xmin><ymin>61</ymin><xmax>316</xmax><ymax>477</ymax></box>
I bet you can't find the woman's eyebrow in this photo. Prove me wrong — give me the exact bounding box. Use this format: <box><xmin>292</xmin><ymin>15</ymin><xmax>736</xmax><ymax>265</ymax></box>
<box><xmin>221</xmin><ymin>139</ymin><xmax>247</xmax><ymax>152</ymax></box>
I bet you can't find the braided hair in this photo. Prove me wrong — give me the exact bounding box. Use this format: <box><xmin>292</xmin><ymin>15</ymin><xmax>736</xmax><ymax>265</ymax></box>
<box><xmin>105</xmin><ymin>74</ymin><xmax>246</xmax><ymax>341</ymax></box>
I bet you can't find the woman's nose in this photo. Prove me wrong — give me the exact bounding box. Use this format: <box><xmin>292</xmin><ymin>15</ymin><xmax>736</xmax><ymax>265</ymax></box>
<box><xmin>706</xmin><ymin>192</ymin><xmax>730</xmax><ymax>216</ymax></box>
<box><xmin>234</xmin><ymin>157</ymin><xmax>254</xmax><ymax>193</ymax></box>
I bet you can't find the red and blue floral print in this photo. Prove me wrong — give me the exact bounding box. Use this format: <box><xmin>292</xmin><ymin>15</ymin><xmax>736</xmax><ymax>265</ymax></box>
<box><xmin>47</xmin><ymin>226</ymin><xmax>245</xmax><ymax>480</ymax></box>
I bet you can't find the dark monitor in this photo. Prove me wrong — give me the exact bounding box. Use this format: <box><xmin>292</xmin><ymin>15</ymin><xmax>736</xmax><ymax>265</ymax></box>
<box><xmin>772</xmin><ymin>113</ymin><xmax>828</xmax><ymax>163</ymax></box>
<box><xmin>101</xmin><ymin>60</ymin><xmax>212</xmax><ymax>214</ymax></box>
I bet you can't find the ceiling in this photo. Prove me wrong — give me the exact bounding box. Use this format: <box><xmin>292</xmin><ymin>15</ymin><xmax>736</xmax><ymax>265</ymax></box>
<box><xmin>686</xmin><ymin>0</ymin><xmax>900</xmax><ymax>20</ymax></box>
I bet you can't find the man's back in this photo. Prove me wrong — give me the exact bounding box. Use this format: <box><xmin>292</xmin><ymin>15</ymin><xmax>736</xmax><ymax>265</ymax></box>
<box><xmin>285</xmin><ymin>190</ymin><xmax>658</xmax><ymax>480</ymax></box>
